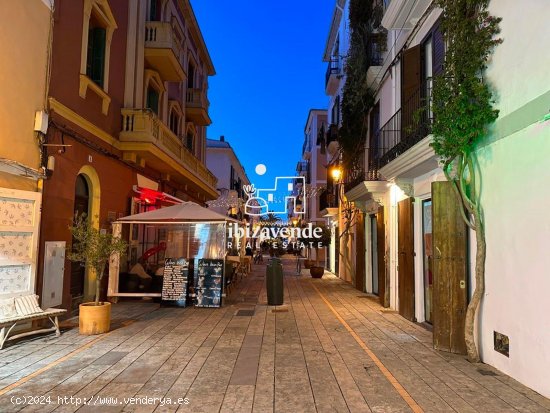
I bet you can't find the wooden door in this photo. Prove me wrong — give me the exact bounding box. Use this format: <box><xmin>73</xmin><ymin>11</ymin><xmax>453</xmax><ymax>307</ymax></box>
<box><xmin>355</xmin><ymin>212</ymin><xmax>366</xmax><ymax>292</ymax></box>
<box><xmin>376</xmin><ymin>206</ymin><xmax>388</xmax><ymax>307</ymax></box>
<box><xmin>398</xmin><ymin>197</ymin><xmax>415</xmax><ymax>321</ymax></box>
<box><xmin>432</xmin><ymin>181</ymin><xmax>468</xmax><ymax>354</ymax></box>
<box><xmin>401</xmin><ymin>45</ymin><xmax>422</xmax><ymax>141</ymax></box>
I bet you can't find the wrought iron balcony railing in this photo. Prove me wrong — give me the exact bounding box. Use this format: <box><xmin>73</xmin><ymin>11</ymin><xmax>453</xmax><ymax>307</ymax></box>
<box><xmin>376</xmin><ymin>84</ymin><xmax>432</xmax><ymax>168</ymax></box>
<box><xmin>325</xmin><ymin>57</ymin><xmax>341</xmax><ymax>88</ymax></box>
<box><xmin>319</xmin><ymin>191</ymin><xmax>337</xmax><ymax>211</ymax></box>
<box><xmin>326</xmin><ymin>123</ymin><xmax>339</xmax><ymax>144</ymax></box>
<box><xmin>342</xmin><ymin>147</ymin><xmax>386</xmax><ymax>193</ymax></box>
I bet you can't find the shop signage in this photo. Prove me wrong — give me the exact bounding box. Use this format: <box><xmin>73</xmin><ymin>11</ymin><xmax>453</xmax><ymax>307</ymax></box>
<box><xmin>161</xmin><ymin>257</ymin><xmax>189</xmax><ymax>307</ymax></box>
<box><xmin>195</xmin><ymin>259</ymin><xmax>224</xmax><ymax>308</ymax></box>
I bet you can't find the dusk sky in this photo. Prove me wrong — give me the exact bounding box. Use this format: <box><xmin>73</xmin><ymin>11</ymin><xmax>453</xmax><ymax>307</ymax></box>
<box><xmin>193</xmin><ymin>0</ymin><xmax>334</xmax><ymax>189</ymax></box>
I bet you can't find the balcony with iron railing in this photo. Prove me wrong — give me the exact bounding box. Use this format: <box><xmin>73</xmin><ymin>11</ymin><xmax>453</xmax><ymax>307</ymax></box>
<box><xmin>375</xmin><ymin>84</ymin><xmax>432</xmax><ymax>168</ymax></box>
<box><xmin>296</xmin><ymin>161</ymin><xmax>309</xmax><ymax>173</ymax></box>
<box><xmin>319</xmin><ymin>191</ymin><xmax>338</xmax><ymax>212</ymax></box>
<box><xmin>343</xmin><ymin>147</ymin><xmax>386</xmax><ymax>193</ymax></box>
<box><xmin>144</xmin><ymin>20</ymin><xmax>185</xmax><ymax>81</ymax></box>
<box><xmin>185</xmin><ymin>88</ymin><xmax>211</xmax><ymax>126</ymax></box>
<box><xmin>325</xmin><ymin>56</ymin><xmax>341</xmax><ymax>95</ymax></box>
<box><xmin>119</xmin><ymin>109</ymin><xmax>217</xmax><ymax>196</ymax></box>
<box><xmin>302</xmin><ymin>138</ymin><xmax>311</xmax><ymax>159</ymax></box>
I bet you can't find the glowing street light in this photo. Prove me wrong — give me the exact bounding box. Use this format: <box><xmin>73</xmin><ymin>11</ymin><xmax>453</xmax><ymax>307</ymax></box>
<box><xmin>331</xmin><ymin>166</ymin><xmax>342</xmax><ymax>181</ymax></box>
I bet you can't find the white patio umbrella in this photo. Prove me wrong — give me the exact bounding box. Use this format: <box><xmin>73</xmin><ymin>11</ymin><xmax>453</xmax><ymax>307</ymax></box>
<box><xmin>116</xmin><ymin>202</ymin><xmax>240</xmax><ymax>224</ymax></box>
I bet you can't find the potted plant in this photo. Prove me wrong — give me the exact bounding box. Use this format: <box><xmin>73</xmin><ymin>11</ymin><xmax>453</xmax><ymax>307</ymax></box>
<box><xmin>300</xmin><ymin>224</ymin><xmax>331</xmax><ymax>278</ymax></box>
<box><xmin>68</xmin><ymin>213</ymin><xmax>127</xmax><ymax>335</ymax></box>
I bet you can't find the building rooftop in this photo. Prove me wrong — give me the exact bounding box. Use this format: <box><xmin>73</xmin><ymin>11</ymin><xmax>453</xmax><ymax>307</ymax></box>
<box><xmin>206</xmin><ymin>137</ymin><xmax>231</xmax><ymax>148</ymax></box>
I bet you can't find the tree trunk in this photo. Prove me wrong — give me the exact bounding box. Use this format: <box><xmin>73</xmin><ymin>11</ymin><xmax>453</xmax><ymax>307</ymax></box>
<box><xmin>464</xmin><ymin>211</ymin><xmax>486</xmax><ymax>362</ymax></box>
<box><xmin>95</xmin><ymin>263</ymin><xmax>106</xmax><ymax>306</ymax></box>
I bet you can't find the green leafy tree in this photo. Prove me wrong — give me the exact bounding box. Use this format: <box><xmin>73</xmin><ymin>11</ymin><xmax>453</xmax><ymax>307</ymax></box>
<box><xmin>260</xmin><ymin>213</ymin><xmax>282</xmax><ymax>225</ymax></box>
<box><xmin>431</xmin><ymin>0</ymin><xmax>501</xmax><ymax>362</ymax></box>
<box><xmin>68</xmin><ymin>213</ymin><xmax>127</xmax><ymax>306</ymax></box>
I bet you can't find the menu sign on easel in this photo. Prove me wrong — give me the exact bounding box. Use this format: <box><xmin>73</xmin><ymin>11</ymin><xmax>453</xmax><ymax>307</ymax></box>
<box><xmin>161</xmin><ymin>258</ymin><xmax>189</xmax><ymax>307</ymax></box>
<box><xmin>195</xmin><ymin>259</ymin><xmax>224</xmax><ymax>308</ymax></box>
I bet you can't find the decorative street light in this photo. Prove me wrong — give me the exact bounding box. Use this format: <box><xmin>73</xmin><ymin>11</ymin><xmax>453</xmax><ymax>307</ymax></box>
<box><xmin>331</xmin><ymin>166</ymin><xmax>342</xmax><ymax>182</ymax></box>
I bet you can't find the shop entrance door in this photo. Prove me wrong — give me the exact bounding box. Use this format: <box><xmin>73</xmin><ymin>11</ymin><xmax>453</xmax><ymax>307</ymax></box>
<box><xmin>398</xmin><ymin>197</ymin><xmax>415</xmax><ymax>321</ymax></box>
<box><xmin>370</xmin><ymin>215</ymin><xmax>378</xmax><ymax>295</ymax></box>
<box><xmin>71</xmin><ymin>175</ymin><xmax>89</xmax><ymax>305</ymax></box>
<box><xmin>432</xmin><ymin>181</ymin><xmax>468</xmax><ymax>354</ymax></box>
<box><xmin>422</xmin><ymin>199</ymin><xmax>433</xmax><ymax>324</ymax></box>
<box><xmin>376</xmin><ymin>206</ymin><xmax>388</xmax><ymax>307</ymax></box>
<box><xmin>355</xmin><ymin>212</ymin><xmax>366</xmax><ymax>292</ymax></box>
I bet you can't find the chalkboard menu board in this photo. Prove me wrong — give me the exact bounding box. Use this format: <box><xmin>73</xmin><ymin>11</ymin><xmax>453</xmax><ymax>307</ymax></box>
<box><xmin>195</xmin><ymin>259</ymin><xmax>224</xmax><ymax>308</ymax></box>
<box><xmin>161</xmin><ymin>258</ymin><xmax>189</xmax><ymax>307</ymax></box>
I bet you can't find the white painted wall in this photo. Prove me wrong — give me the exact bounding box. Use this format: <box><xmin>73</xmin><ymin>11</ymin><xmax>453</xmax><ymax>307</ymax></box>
<box><xmin>476</xmin><ymin>122</ymin><xmax>550</xmax><ymax>398</ymax></box>
<box><xmin>206</xmin><ymin>151</ymin><xmax>231</xmax><ymax>189</ymax></box>
<box><xmin>471</xmin><ymin>0</ymin><xmax>550</xmax><ymax>397</ymax></box>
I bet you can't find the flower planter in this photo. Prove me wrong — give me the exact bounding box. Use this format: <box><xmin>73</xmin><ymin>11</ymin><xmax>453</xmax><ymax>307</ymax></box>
<box><xmin>310</xmin><ymin>266</ymin><xmax>324</xmax><ymax>278</ymax></box>
<box><xmin>79</xmin><ymin>301</ymin><xmax>111</xmax><ymax>335</ymax></box>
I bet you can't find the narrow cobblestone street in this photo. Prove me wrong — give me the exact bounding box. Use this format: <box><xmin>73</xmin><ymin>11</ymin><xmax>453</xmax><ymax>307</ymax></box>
<box><xmin>0</xmin><ymin>258</ymin><xmax>549</xmax><ymax>413</ymax></box>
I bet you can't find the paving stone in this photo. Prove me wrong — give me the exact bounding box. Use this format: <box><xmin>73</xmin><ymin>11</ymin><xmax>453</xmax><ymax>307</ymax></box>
<box><xmin>0</xmin><ymin>258</ymin><xmax>548</xmax><ymax>413</ymax></box>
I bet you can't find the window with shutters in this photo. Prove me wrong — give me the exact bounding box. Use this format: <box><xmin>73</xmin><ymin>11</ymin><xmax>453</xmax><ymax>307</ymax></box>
<box><xmin>144</xmin><ymin>69</ymin><xmax>165</xmax><ymax>117</ymax></box>
<box><xmin>148</xmin><ymin>0</ymin><xmax>161</xmax><ymax>22</ymax></box>
<box><xmin>186</xmin><ymin>131</ymin><xmax>194</xmax><ymax>153</ymax></box>
<box><xmin>86</xmin><ymin>15</ymin><xmax>106</xmax><ymax>87</ymax></box>
<box><xmin>79</xmin><ymin>0</ymin><xmax>117</xmax><ymax>115</ymax></box>
<box><xmin>187</xmin><ymin>61</ymin><xmax>195</xmax><ymax>89</ymax></box>
<box><xmin>146</xmin><ymin>87</ymin><xmax>160</xmax><ymax>114</ymax></box>
<box><xmin>168</xmin><ymin>101</ymin><xmax>183</xmax><ymax>135</ymax></box>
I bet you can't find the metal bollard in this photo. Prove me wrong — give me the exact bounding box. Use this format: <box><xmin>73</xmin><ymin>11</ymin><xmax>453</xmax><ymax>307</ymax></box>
<box><xmin>266</xmin><ymin>258</ymin><xmax>284</xmax><ymax>306</ymax></box>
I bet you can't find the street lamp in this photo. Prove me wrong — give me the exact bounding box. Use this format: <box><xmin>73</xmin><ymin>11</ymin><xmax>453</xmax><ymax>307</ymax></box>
<box><xmin>331</xmin><ymin>166</ymin><xmax>342</xmax><ymax>181</ymax></box>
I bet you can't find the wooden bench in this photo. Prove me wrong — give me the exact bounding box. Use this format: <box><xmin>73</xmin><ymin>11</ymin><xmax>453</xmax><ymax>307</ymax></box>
<box><xmin>0</xmin><ymin>308</ymin><xmax>67</xmax><ymax>350</ymax></box>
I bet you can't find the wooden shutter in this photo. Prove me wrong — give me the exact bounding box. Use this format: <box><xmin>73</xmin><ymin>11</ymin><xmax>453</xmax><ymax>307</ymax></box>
<box><xmin>401</xmin><ymin>45</ymin><xmax>421</xmax><ymax>141</ymax></box>
<box><xmin>432</xmin><ymin>23</ymin><xmax>445</xmax><ymax>76</ymax></box>
<box><xmin>401</xmin><ymin>45</ymin><xmax>421</xmax><ymax>106</ymax></box>
<box><xmin>432</xmin><ymin>181</ymin><xmax>468</xmax><ymax>354</ymax></box>
<box><xmin>376</xmin><ymin>206</ymin><xmax>388</xmax><ymax>307</ymax></box>
<box><xmin>398</xmin><ymin>197</ymin><xmax>415</xmax><ymax>321</ymax></box>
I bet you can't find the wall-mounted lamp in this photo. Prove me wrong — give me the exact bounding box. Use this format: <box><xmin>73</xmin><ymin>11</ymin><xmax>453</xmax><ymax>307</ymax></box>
<box><xmin>331</xmin><ymin>167</ymin><xmax>342</xmax><ymax>181</ymax></box>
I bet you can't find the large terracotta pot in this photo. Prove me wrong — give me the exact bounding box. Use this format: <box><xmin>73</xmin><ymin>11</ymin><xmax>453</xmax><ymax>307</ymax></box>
<box><xmin>79</xmin><ymin>302</ymin><xmax>111</xmax><ymax>335</ymax></box>
<box><xmin>310</xmin><ymin>266</ymin><xmax>324</xmax><ymax>278</ymax></box>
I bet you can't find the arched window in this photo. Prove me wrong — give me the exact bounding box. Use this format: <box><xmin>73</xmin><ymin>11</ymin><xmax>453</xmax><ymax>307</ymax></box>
<box><xmin>168</xmin><ymin>100</ymin><xmax>183</xmax><ymax>136</ymax></box>
<box><xmin>144</xmin><ymin>70</ymin><xmax>165</xmax><ymax>116</ymax></box>
<box><xmin>169</xmin><ymin>110</ymin><xmax>180</xmax><ymax>135</ymax></box>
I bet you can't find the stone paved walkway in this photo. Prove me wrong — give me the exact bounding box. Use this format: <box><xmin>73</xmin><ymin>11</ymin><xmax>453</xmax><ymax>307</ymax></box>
<box><xmin>1</xmin><ymin>257</ymin><xmax>549</xmax><ymax>412</ymax></box>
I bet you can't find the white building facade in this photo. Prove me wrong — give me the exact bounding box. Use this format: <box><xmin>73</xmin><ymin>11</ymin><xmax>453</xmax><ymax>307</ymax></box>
<box><xmin>326</xmin><ymin>0</ymin><xmax>550</xmax><ymax>398</ymax></box>
<box><xmin>206</xmin><ymin>136</ymin><xmax>250</xmax><ymax>220</ymax></box>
